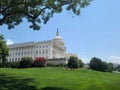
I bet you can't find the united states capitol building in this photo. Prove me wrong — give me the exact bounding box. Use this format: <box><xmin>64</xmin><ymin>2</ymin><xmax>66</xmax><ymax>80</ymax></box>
<box><xmin>7</xmin><ymin>30</ymin><xmax>78</xmax><ymax>65</ymax></box>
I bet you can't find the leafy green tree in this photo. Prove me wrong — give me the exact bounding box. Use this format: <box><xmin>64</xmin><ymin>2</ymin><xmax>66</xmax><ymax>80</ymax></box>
<box><xmin>107</xmin><ymin>63</ymin><xmax>114</xmax><ymax>72</ymax></box>
<box><xmin>67</xmin><ymin>56</ymin><xmax>79</xmax><ymax>69</ymax></box>
<box><xmin>115</xmin><ymin>65</ymin><xmax>120</xmax><ymax>72</ymax></box>
<box><xmin>19</xmin><ymin>57</ymin><xmax>33</xmax><ymax>68</ymax></box>
<box><xmin>0</xmin><ymin>0</ymin><xmax>92</xmax><ymax>30</ymax></box>
<box><xmin>78</xmin><ymin>59</ymin><xmax>84</xmax><ymax>68</ymax></box>
<box><xmin>101</xmin><ymin>61</ymin><xmax>108</xmax><ymax>72</ymax></box>
<box><xmin>0</xmin><ymin>35</ymin><xmax>9</xmax><ymax>67</ymax></box>
<box><xmin>89</xmin><ymin>57</ymin><xmax>108</xmax><ymax>72</ymax></box>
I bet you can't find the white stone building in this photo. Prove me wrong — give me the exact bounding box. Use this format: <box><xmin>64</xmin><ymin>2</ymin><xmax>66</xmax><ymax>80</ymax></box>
<box><xmin>7</xmin><ymin>30</ymin><xmax>66</xmax><ymax>64</ymax></box>
<box><xmin>65</xmin><ymin>53</ymin><xmax>79</xmax><ymax>60</ymax></box>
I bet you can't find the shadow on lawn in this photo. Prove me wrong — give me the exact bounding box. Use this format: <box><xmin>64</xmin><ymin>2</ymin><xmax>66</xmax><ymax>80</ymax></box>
<box><xmin>40</xmin><ymin>87</ymin><xmax>71</xmax><ymax>90</ymax></box>
<box><xmin>0</xmin><ymin>74</ymin><xmax>37</xmax><ymax>90</ymax></box>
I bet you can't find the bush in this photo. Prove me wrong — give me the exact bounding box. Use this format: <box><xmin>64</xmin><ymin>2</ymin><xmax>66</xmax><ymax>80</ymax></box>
<box><xmin>5</xmin><ymin>62</ymin><xmax>11</xmax><ymax>68</ymax></box>
<box><xmin>19</xmin><ymin>57</ymin><xmax>33</xmax><ymax>68</ymax></box>
<box><xmin>67</xmin><ymin>56</ymin><xmax>79</xmax><ymax>69</ymax></box>
<box><xmin>4</xmin><ymin>62</ymin><xmax>19</xmax><ymax>68</ymax></box>
<box><xmin>0</xmin><ymin>61</ymin><xmax>3</xmax><ymax>67</ymax></box>
<box><xmin>33</xmin><ymin>57</ymin><xmax>46</xmax><ymax>67</ymax></box>
<box><xmin>11</xmin><ymin>62</ymin><xmax>19</xmax><ymax>68</ymax></box>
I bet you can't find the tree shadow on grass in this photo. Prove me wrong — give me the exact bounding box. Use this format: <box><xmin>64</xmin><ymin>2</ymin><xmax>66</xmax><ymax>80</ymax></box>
<box><xmin>40</xmin><ymin>87</ymin><xmax>71</xmax><ymax>90</ymax></box>
<box><xmin>0</xmin><ymin>74</ymin><xmax>37</xmax><ymax>90</ymax></box>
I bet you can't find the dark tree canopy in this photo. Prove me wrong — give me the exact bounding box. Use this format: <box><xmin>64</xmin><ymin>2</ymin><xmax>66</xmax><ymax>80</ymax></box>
<box><xmin>0</xmin><ymin>35</ymin><xmax>9</xmax><ymax>66</ymax></box>
<box><xmin>68</xmin><ymin>56</ymin><xmax>79</xmax><ymax>69</ymax></box>
<box><xmin>89</xmin><ymin>57</ymin><xmax>113</xmax><ymax>72</ymax></box>
<box><xmin>116</xmin><ymin>65</ymin><xmax>120</xmax><ymax>72</ymax></box>
<box><xmin>78</xmin><ymin>59</ymin><xmax>84</xmax><ymax>68</ymax></box>
<box><xmin>0</xmin><ymin>0</ymin><xmax>92</xmax><ymax>30</ymax></box>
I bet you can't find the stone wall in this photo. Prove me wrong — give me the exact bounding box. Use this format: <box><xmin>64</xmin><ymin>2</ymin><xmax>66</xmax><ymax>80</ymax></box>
<box><xmin>46</xmin><ymin>58</ymin><xmax>68</xmax><ymax>65</ymax></box>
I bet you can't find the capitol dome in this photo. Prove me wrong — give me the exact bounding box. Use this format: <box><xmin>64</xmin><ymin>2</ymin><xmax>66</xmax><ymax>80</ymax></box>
<box><xmin>53</xmin><ymin>29</ymin><xmax>64</xmax><ymax>45</ymax></box>
<box><xmin>53</xmin><ymin>29</ymin><xmax>63</xmax><ymax>40</ymax></box>
<box><xmin>54</xmin><ymin>34</ymin><xmax>62</xmax><ymax>40</ymax></box>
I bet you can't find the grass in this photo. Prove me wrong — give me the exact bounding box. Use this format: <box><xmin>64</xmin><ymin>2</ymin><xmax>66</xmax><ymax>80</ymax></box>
<box><xmin>0</xmin><ymin>67</ymin><xmax>120</xmax><ymax>90</ymax></box>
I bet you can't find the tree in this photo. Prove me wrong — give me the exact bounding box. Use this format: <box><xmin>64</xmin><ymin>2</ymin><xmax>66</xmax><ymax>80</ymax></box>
<box><xmin>33</xmin><ymin>57</ymin><xmax>46</xmax><ymax>67</ymax></box>
<box><xmin>0</xmin><ymin>0</ymin><xmax>92</xmax><ymax>30</ymax></box>
<box><xmin>115</xmin><ymin>65</ymin><xmax>120</xmax><ymax>72</ymax></box>
<box><xmin>101</xmin><ymin>61</ymin><xmax>108</xmax><ymax>72</ymax></box>
<box><xmin>107</xmin><ymin>63</ymin><xmax>114</xmax><ymax>72</ymax></box>
<box><xmin>19</xmin><ymin>57</ymin><xmax>33</xmax><ymax>68</ymax></box>
<box><xmin>78</xmin><ymin>59</ymin><xmax>84</xmax><ymax>68</ymax></box>
<box><xmin>67</xmin><ymin>56</ymin><xmax>79</xmax><ymax>69</ymax></box>
<box><xmin>89</xmin><ymin>57</ymin><xmax>108</xmax><ymax>72</ymax></box>
<box><xmin>0</xmin><ymin>35</ymin><xmax>9</xmax><ymax>67</ymax></box>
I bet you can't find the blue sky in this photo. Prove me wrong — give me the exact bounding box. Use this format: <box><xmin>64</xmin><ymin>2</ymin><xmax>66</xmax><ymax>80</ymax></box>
<box><xmin>0</xmin><ymin>0</ymin><xmax>120</xmax><ymax>63</ymax></box>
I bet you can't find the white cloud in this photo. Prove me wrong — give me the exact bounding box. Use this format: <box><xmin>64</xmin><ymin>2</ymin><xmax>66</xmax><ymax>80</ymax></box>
<box><xmin>107</xmin><ymin>56</ymin><xmax>120</xmax><ymax>64</ymax></box>
<box><xmin>81</xmin><ymin>57</ymin><xmax>90</xmax><ymax>64</ymax></box>
<box><xmin>79</xmin><ymin>55</ymin><xmax>90</xmax><ymax>64</ymax></box>
<box><xmin>109</xmin><ymin>56</ymin><xmax>120</xmax><ymax>60</ymax></box>
<box><xmin>78</xmin><ymin>52</ymin><xmax>90</xmax><ymax>64</ymax></box>
<box><xmin>6</xmin><ymin>39</ymin><xmax>14</xmax><ymax>45</ymax></box>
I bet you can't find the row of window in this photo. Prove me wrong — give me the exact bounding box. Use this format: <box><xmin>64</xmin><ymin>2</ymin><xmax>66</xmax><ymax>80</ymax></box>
<box><xmin>9</xmin><ymin>46</ymin><xmax>34</xmax><ymax>51</ymax></box>
<box><xmin>8</xmin><ymin>58</ymin><xmax>21</xmax><ymax>62</ymax></box>
<box><xmin>9</xmin><ymin>44</ymin><xmax>50</xmax><ymax>51</ymax></box>
<box><xmin>36</xmin><ymin>50</ymin><xmax>48</xmax><ymax>55</ymax></box>
<box><xmin>36</xmin><ymin>45</ymin><xmax>49</xmax><ymax>49</ymax></box>
<box><xmin>9</xmin><ymin>51</ymin><xmax>34</xmax><ymax>56</ymax></box>
<box><xmin>9</xmin><ymin>50</ymin><xmax>49</xmax><ymax>56</ymax></box>
<box><xmin>8</xmin><ymin>55</ymin><xmax>49</xmax><ymax>62</ymax></box>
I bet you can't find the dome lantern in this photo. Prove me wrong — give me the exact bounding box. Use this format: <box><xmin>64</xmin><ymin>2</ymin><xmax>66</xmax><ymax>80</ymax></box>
<box><xmin>54</xmin><ymin>28</ymin><xmax>62</xmax><ymax>40</ymax></box>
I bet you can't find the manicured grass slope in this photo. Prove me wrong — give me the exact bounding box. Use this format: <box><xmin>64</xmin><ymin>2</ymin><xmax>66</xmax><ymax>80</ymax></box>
<box><xmin>0</xmin><ymin>68</ymin><xmax>120</xmax><ymax>90</ymax></box>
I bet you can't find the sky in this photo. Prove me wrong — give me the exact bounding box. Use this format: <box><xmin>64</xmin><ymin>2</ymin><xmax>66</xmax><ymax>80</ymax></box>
<box><xmin>0</xmin><ymin>0</ymin><xmax>120</xmax><ymax>64</ymax></box>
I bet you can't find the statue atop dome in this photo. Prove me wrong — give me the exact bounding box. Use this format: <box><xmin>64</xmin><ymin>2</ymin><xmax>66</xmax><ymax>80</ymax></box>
<box><xmin>56</xmin><ymin>28</ymin><xmax>59</xmax><ymax>36</ymax></box>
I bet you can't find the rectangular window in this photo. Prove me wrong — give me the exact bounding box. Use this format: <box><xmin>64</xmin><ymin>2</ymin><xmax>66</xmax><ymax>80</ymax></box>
<box><xmin>36</xmin><ymin>51</ymin><xmax>38</xmax><ymax>54</ymax></box>
<box><xmin>46</xmin><ymin>50</ymin><xmax>48</xmax><ymax>54</ymax></box>
<box><xmin>39</xmin><ymin>51</ymin><xmax>41</xmax><ymax>54</ymax></box>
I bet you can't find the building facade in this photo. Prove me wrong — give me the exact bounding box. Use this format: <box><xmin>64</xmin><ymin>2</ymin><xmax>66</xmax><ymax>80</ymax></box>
<box><xmin>7</xmin><ymin>30</ymin><xmax>66</xmax><ymax>64</ymax></box>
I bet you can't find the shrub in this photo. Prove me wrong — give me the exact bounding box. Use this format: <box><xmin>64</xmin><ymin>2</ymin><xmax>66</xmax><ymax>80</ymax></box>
<box><xmin>5</xmin><ymin>62</ymin><xmax>11</xmax><ymax>68</ymax></box>
<box><xmin>11</xmin><ymin>62</ymin><xmax>19</xmax><ymax>68</ymax></box>
<box><xmin>0</xmin><ymin>61</ymin><xmax>3</xmax><ymax>67</ymax></box>
<box><xmin>67</xmin><ymin>56</ymin><xmax>79</xmax><ymax>69</ymax></box>
<box><xmin>33</xmin><ymin>57</ymin><xmax>46</xmax><ymax>67</ymax></box>
<box><xmin>4</xmin><ymin>62</ymin><xmax>19</xmax><ymax>68</ymax></box>
<box><xmin>19</xmin><ymin>57</ymin><xmax>33</xmax><ymax>68</ymax></box>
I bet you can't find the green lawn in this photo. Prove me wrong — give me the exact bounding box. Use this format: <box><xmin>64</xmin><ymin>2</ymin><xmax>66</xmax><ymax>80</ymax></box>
<box><xmin>0</xmin><ymin>67</ymin><xmax>120</xmax><ymax>90</ymax></box>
